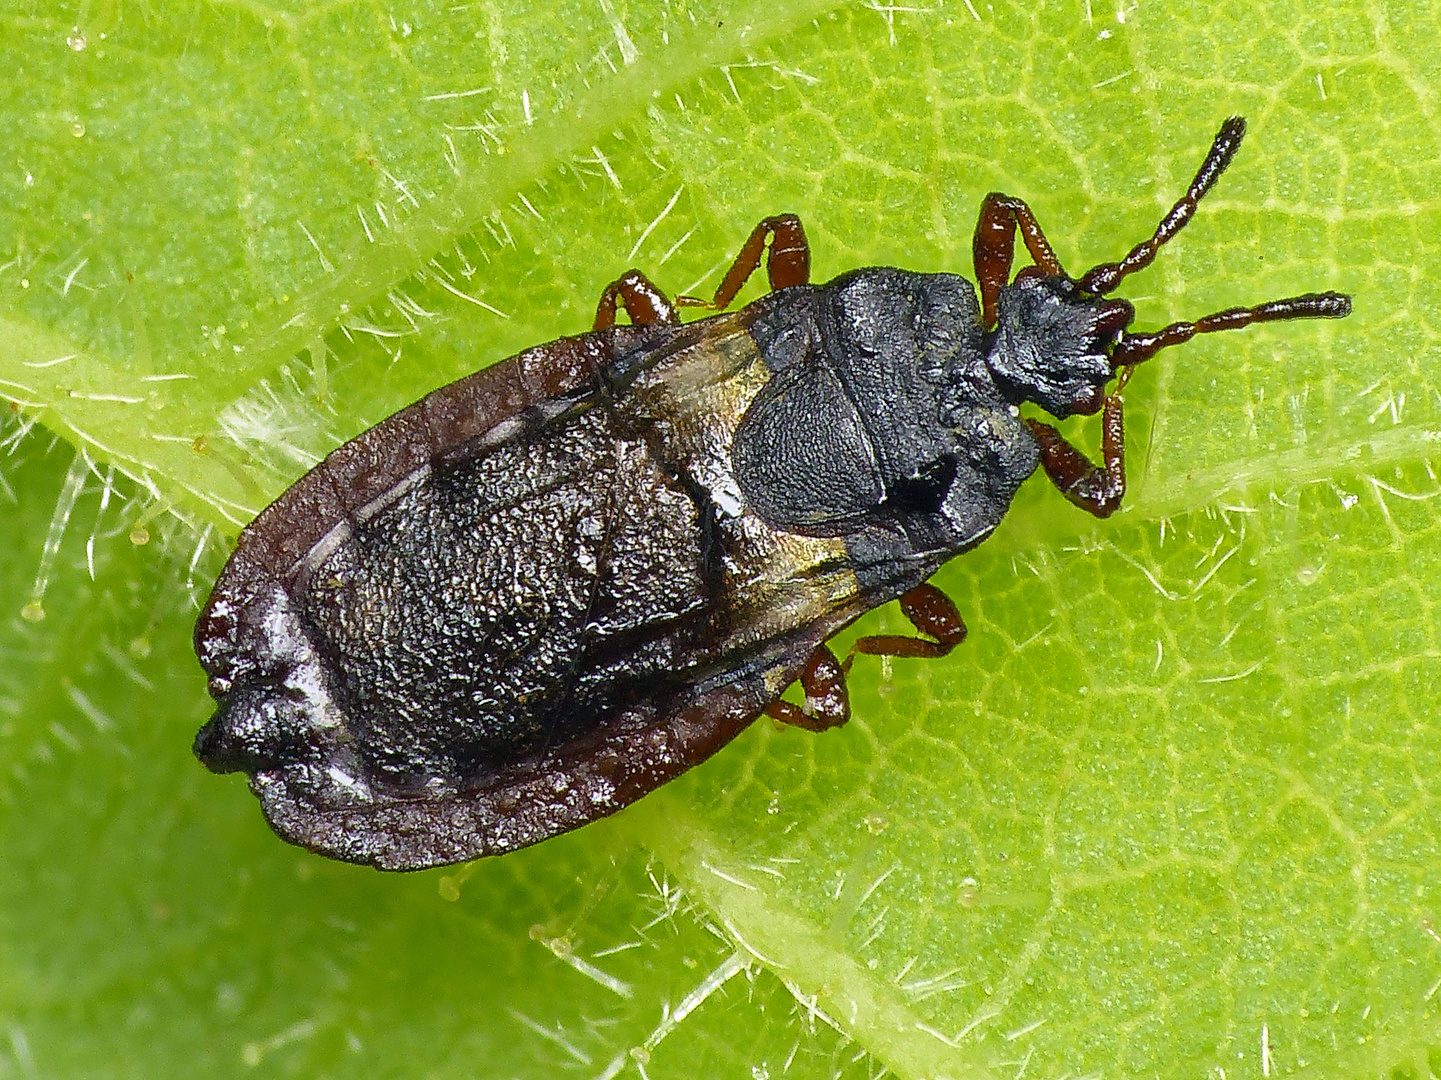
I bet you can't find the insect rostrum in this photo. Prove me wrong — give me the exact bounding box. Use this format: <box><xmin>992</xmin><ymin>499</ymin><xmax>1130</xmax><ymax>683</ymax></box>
<box><xmin>194</xmin><ymin>118</ymin><xmax>1351</xmax><ymax>870</ymax></box>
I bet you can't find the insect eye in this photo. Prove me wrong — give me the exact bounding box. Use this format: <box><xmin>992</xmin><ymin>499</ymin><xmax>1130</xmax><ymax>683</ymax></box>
<box><xmin>1093</xmin><ymin>299</ymin><xmax>1135</xmax><ymax>343</ymax></box>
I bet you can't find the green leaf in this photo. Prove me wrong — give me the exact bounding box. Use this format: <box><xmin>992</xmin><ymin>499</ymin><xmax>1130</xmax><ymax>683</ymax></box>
<box><xmin>3</xmin><ymin>1</ymin><xmax>1438</xmax><ymax>1077</ymax></box>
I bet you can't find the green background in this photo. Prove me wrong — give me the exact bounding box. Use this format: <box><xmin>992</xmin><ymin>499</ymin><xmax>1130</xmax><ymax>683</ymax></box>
<box><xmin>2</xmin><ymin>0</ymin><xmax>1439</xmax><ymax>1077</ymax></box>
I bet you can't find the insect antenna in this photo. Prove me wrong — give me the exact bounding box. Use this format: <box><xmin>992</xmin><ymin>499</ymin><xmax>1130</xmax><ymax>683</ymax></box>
<box><xmin>1112</xmin><ymin>291</ymin><xmax>1352</xmax><ymax>368</ymax></box>
<box><xmin>1079</xmin><ymin>116</ymin><xmax>1248</xmax><ymax>296</ymax></box>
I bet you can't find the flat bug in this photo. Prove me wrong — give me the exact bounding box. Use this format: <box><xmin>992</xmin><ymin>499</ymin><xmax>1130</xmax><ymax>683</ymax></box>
<box><xmin>195</xmin><ymin>117</ymin><xmax>1350</xmax><ymax>870</ymax></box>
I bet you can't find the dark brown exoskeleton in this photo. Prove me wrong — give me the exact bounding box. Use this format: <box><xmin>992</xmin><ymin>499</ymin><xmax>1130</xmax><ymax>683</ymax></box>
<box><xmin>194</xmin><ymin>117</ymin><xmax>1350</xmax><ymax>869</ymax></box>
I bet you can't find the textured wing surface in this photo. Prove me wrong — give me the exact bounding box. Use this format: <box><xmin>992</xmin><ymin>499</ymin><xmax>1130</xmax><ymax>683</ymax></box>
<box><xmin>304</xmin><ymin>407</ymin><xmax>711</xmax><ymax>786</ymax></box>
<box><xmin>196</xmin><ymin>316</ymin><xmax>874</xmax><ymax>868</ymax></box>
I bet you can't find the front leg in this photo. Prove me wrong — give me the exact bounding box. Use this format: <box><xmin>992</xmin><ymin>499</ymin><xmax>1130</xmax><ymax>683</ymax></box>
<box><xmin>1025</xmin><ymin>394</ymin><xmax>1126</xmax><ymax>518</ymax></box>
<box><xmin>971</xmin><ymin>193</ymin><xmax>1069</xmax><ymax>331</ymax></box>
<box><xmin>678</xmin><ymin>214</ymin><xmax>811</xmax><ymax>312</ymax></box>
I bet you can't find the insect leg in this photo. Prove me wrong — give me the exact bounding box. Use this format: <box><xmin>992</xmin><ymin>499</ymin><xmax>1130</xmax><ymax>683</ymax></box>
<box><xmin>765</xmin><ymin>644</ymin><xmax>849</xmax><ymax>731</ymax></box>
<box><xmin>677</xmin><ymin>214</ymin><xmax>810</xmax><ymax>312</ymax></box>
<box><xmin>972</xmin><ymin>194</ymin><xmax>1068</xmax><ymax>331</ymax></box>
<box><xmin>846</xmin><ymin>583</ymin><xmax>968</xmax><ymax>668</ymax></box>
<box><xmin>593</xmin><ymin>269</ymin><xmax>682</xmax><ymax>329</ymax></box>
<box><xmin>1025</xmin><ymin>394</ymin><xmax>1126</xmax><ymax>518</ymax></box>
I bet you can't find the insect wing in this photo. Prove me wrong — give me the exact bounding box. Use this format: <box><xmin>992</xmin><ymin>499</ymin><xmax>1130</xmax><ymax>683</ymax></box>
<box><xmin>196</xmin><ymin>314</ymin><xmax>876</xmax><ymax>869</ymax></box>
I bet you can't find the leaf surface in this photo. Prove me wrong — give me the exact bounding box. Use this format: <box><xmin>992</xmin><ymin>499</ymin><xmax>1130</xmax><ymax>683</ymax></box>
<box><xmin>2</xmin><ymin>1</ymin><xmax>1439</xmax><ymax>1077</ymax></box>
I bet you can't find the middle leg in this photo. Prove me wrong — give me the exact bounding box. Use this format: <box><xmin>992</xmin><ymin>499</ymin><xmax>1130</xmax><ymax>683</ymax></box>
<box><xmin>846</xmin><ymin>583</ymin><xmax>969</xmax><ymax>669</ymax></box>
<box><xmin>767</xmin><ymin>585</ymin><xmax>969</xmax><ymax>732</ymax></box>
<box><xmin>677</xmin><ymin>214</ymin><xmax>811</xmax><ymax>312</ymax></box>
